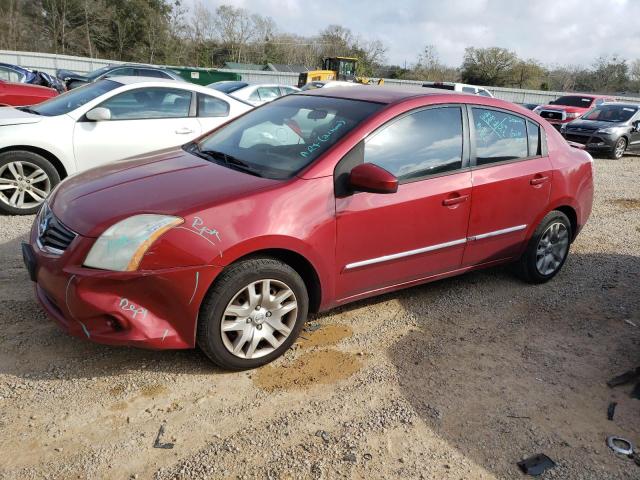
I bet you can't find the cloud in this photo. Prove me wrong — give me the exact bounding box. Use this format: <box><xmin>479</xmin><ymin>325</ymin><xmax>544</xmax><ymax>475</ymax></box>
<box><xmin>186</xmin><ymin>0</ymin><xmax>640</xmax><ymax>66</ymax></box>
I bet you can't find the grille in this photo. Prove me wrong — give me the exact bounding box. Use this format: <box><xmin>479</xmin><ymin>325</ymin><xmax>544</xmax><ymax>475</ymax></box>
<box><xmin>540</xmin><ymin>110</ymin><xmax>564</xmax><ymax>121</ymax></box>
<box><xmin>565</xmin><ymin>134</ymin><xmax>589</xmax><ymax>144</ymax></box>
<box><xmin>37</xmin><ymin>204</ymin><xmax>76</xmax><ymax>254</ymax></box>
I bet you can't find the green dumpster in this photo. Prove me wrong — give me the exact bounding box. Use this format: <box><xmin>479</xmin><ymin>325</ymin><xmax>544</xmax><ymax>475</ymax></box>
<box><xmin>169</xmin><ymin>67</ymin><xmax>241</xmax><ymax>86</ymax></box>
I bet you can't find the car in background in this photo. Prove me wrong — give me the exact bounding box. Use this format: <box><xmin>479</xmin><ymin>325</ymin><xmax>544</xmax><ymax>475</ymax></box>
<box><xmin>0</xmin><ymin>62</ymin><xmax>65</xmax><ymax>93</ymax></box>
<box><xmin>0</xmin><ymin>77</ymin><xmax>252</xmax><ymax>214</ymax></box>
<box><xmin>0</xmin><ymin>80</ymin><xmax>58</xmax><ymax>107</ymax></box>
<box><xmin>227</xmin><ymin>84</ymin><xmax>300</xmax><ymax>106</ymax></box>
<box><xmin>519</xmin><ymin>103</ymin><xmax>540</xmax><ymax>111</ymax></box>
<box><xmin>533</xmin><ymin>94</ymin><xmax>616</xmax><ymax>130</ymax></box>
<box><xmin>56</xmin><ymin>64</ymin><xmax>184</xmax><ymax>90</ymax></box>
<box><xmin>22</xmin><ymin>86</ymin><xmax>593</xmax><ymax>370</ymax></box>
<box><xmin>422</xmin><ymin>81</ymin><xmax>494</xmax><ymax>97</ymax></box>
<box><xmin>561</xmin><ymin>102</ymin><xmax>640</xmax><ymax>159</ymax></box>
<box><xmin>300</xmin><ymin>80</ymin><xmax>359</xmax><ymax>91</ymax></box>
<box><xmin>207</xmin><ymin>81</ymin><xmax>250</xmax><ymax>94</ymax></box>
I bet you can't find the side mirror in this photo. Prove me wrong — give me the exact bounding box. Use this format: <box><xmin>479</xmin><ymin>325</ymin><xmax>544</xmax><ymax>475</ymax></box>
<box><xmin>86</xmin><ymin>107</ymin><xmax>111</xmax><ymax>121</ymax></box>
<box><xmin>633</xmin><ymin>120</ymin><xmax>640</xmax><ymax>132</ymax></box>
<box><xmin>349</xmin><ymin>163</ymin><xmax>398</xmax><ymax>194</ymax></box>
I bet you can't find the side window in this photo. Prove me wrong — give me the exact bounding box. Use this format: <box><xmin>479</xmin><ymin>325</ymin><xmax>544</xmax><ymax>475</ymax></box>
<box><xmin>478</xmin><ymin>89</ymin><xmax>493</xmax><ymax>97</ymax></box>
<box><xmin>103</xmin><ymin>67</ymin><xmax>135</xmax><ymax>78</ymax></box>
<box><xmin>248</xmin><ymin>90</ymin><xmax>260</xmax><ymax>101</ymax></box>
<box><xmin>197</xmin><ymin>94</ymin><xmax>229</xmax><ymax>117</ymax></box>
<box><xmin>472</xmin><ymin>108</ymin><xmax>528</xmax><ymax>166</ymax></box>
<box><xmin>99</xmin><ymin>88</ymin><xmax>192</xmax><ymax>120</ymax></box>
<box><xmin>364</xmin><ymin>106</ymin><xmax>463</xmax><ymax>181</ymax></box>
<box><xmin>257</xmin><ymin>87</ymin><xmax>280</xmax><ymax>101</ymax></box>
<box><xmin>280</xmin><ymin>86</ymin><xmax>297</xmax><ymax>95</ymax></box>
<box><xmin>527</xmin><ymin>120</ymin><xmax>541</xmax><ymax>157</ymax></box>
<box><xmin>135</xmin><ymin>68</ymin><xmax>166</xmax><ymax>79</ymax></box>
<box><xmin>0</xmin><ymin>67</ymin><xmax>24</xmax><ymax>82</ymax></box>
<box><xmin>462</xmin><ymin>86</ymin><xmax>476</xmax><ymax>94</ymax></box>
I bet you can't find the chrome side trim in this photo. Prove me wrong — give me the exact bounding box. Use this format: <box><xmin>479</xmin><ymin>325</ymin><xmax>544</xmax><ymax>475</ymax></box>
<box><xmin>468</xmin><ymin>224</ymin><xmax>527</xmax><ymax>241</ymax></box>
<box><xmin>344</xmin><ymin>238</ymin><xmax>467</xmax><ymax>271</ymax></box>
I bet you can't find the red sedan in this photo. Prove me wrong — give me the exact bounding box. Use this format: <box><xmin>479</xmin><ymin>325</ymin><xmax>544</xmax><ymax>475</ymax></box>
<box><xmin>0</xmin><ymin>80</ymin><xmax>58</xmax><ymax>107</ymax></box>
<box><xmin>23</xmin><ymin>86</ymin><xmax>594</xmax><ymax>370</ymax></box>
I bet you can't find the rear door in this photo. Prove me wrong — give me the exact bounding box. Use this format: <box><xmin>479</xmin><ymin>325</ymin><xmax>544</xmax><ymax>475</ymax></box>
<box><xmin>335</xmin><ymin>105</ymin><xmax>473</xmax><ymax>300</ymax></box>
<box><xmin>463</xmin><ymin>106</ymin><xmax>552</xmax><ymax>266</ymax></box>
<box><xmin>73</xmin><ymin>86</ymin><xmax>201</xmax><ymax>170</ymax></box>
<box><xmin>195</xmin><ymin>92</ymin><xmax>232</xmax><ymax>133</ymax></box>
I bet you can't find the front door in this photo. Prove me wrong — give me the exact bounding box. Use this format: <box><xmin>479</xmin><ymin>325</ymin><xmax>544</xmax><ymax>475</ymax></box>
<box><xmin>335</xmin><ymin>105</ymin><xmax>472</xmax><ymax>301</ymax></box>
<box><xmin>463</xmin><ymin>107</ymin><xmax>552</xmax><ymax>266</ymax></box>
<box><xmin>73</xmin><ymin>86</ymin><xmax>201</xmax><ymax>170</ymax></box>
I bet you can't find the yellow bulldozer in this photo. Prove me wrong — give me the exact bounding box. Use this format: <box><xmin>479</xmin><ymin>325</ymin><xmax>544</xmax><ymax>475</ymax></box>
<box><xmin>297</xmin><ymin>57</ymin><xmax>384</xmax><ymax>88</ymax></box>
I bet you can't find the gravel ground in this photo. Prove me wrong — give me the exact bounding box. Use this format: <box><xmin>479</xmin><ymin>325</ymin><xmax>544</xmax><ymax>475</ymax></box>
<box><xmin>0</xmin><ymin>156</ymin><xmax>639</xmax><ymax>480</ymax></box>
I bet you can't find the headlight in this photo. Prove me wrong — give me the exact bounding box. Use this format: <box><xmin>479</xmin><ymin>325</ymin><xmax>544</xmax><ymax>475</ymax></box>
<box><xmin>597</xmin><ymin>127</ymin><xmax>617</xmax><ymax>134</ymax></box>
<box><xmin>84</xmin><ymin>214</ymin><xmax>183</xmax><ymax>271</ymax></box>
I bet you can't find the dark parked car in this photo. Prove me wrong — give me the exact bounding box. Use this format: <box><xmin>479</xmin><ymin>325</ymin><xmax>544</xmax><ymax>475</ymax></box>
<box><xmin>519</xmin><ymin>103</ymin><xmax>540</xmax><ymax>111</ymax></box>
<box><xmin>0</xmin><ymin>63</ymin><xmax>65</xmax><ymax>93</ymax></box>
<box><xmin>561</xmin><ymin>103</ymin><xmax>640</xmax><ymax>159</ymax></box>
<box><xmin>56</xmin><ymin>64</ymin><xmax>183</xmax><ymax>90</ymax></box>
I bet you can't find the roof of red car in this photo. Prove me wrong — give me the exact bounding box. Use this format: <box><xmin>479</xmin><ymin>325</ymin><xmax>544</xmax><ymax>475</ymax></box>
<box><xmin>299</xmin><ymin>85</ymin><xmax>468</xmax><ymax>104</ymax></box>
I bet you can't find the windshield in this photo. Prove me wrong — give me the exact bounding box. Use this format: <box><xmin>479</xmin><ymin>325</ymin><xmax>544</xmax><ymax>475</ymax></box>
<box><xmin>582</xmin><ymin>104</ymin><xmax>637</xmax><ymax>123</ymax></box>
<box><xmin>550</xmin><ymin>96</ymin><xmax>595</xmax><ymax>107</ymax></box>
<box><xmin>87</xmin><ymin>65</ymin><xmax>113</xmax><ymax>81</ymax></box>
<box><xmin>28</xmin><ymin>80</ymin><xmax>120</xmax><ymax>116</ymax></box>
<box><xmin>195</xmin><ymin>94</ymin><xmax>382</xmax><ymax>179</ymax></box>
<box><xmin>209</xmin><ymin>81</ymin><xmax>248</xmax><ymax>93</ymax></box>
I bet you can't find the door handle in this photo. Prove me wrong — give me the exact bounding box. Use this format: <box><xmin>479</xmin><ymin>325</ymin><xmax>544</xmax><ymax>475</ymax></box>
<box><xmin>442</xmin><ymin>194</ymin><xmax>469</xmax><ymax>207</ymax></box>
<box><xmin>530</xmin><ymin>175</ymin><xmax>549</xmax><ymax>186</ymax></box>
<box><xmin>175</xmin><ymin>127</ymin><xmax>194</xmax><ymax>135</ymax></box>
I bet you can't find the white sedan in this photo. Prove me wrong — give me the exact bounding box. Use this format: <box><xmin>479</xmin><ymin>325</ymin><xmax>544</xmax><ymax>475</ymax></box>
<box><xmin>0</xmin><ymin>77</ymin><xmax>253</xmax><ymax>214</ymax></box>
<box><xmin>228</xmin><ymin>84</ymin><xmax>300</xmax><ymax>106</ymax></box>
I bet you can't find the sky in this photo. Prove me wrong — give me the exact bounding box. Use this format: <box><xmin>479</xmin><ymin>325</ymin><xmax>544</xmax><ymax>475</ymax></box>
<box><xmin>191</xmin><ymin>0</ymin><xmax>640</xmax><ymax>67</ymax></box>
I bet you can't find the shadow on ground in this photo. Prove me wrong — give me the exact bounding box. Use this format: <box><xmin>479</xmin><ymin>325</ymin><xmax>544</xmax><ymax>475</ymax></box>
<box><xmin>388</xmin><ymin>252</ymin><xmax>640</xmax><ymax>478</ymax></box>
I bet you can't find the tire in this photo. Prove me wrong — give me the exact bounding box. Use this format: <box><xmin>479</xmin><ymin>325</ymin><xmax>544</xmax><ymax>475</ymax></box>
<box><xmin>0</xmin><ymin>150</ymin><xmax>60</xmax><ymax>215</ymax></box>
<box><xmin>609</xmin><ymin>137</ymin><xmax>627</xmax><ymax>160</ymax></box>
<box><xmin>197</xmin><ymin>257</ymin><xmax>308</xmax><ymax>370</ymax></box>
<box><xmin>515</xmin><ymin>211</ymin><xmax>572</xmax><ymax>284</ymax></box>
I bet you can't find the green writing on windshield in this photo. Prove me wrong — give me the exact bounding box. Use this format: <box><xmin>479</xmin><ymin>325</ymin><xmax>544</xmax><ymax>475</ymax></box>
<box><xmin>299</xmin><ymin>120</ymin><xmax>347</xmax><ymax>158</ymax></box>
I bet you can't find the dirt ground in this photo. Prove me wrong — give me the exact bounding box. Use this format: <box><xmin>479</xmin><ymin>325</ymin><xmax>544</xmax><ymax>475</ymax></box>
<box><xmin>0</xmin><ymin>156</ymin><xmax>639</xmax><ymax>480</ymax></box>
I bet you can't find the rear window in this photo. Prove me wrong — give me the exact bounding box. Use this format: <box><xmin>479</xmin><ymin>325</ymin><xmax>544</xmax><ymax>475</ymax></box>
<box><xmin>582</xmin><ymin>104</ymin><xmax>637</xmax><ymax>122</ymax></box>
<box><xmin>196</xmin><ymin>95</ymin><xmax>382</xmax><ymax>179</ymax></box>
<box><xmin>551</xmin><ymin>96</ymin><xmax>595</xmax><ymax>107</ymax></box>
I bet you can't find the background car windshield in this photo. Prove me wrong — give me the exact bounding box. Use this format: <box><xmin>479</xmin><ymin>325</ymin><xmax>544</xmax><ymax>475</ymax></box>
<box><xmin>209</xmin><ymin>81</ymin><xmax>248</xmax><ymax>93</ymax></box>
<box><xmin>31</xmin><ymin>80</ymin><xmax>120</xmax><ymax>116</ymax></box>
<box><xmin>551</xmin><ymin>96</ymin><xmax>594</xmax><ymax>107</ymax></box>
<box><xmin>582</xmin><ymin>105</ymin><xmax>637</xmax><ymax>122</ymax></box>
<box><xmin>197</xmin><ymin>95</ymin><xmax>381</xmax><ymax>179</ymax></box>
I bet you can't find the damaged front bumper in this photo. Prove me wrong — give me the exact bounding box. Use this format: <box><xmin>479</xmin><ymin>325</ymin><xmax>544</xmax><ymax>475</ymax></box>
<box><xmin>23</xmin><ymin>226</ymin><xmax>222</xmax><ymax>350</ymax></box>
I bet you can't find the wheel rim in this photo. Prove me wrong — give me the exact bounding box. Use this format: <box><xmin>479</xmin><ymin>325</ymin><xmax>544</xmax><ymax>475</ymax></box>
<box><xmin>535</xmin><ymin>222</ymin><xmax>569</xmax><ymax>276</ymax></box>
<box><xmin>220</xmin><ymin>279</ymin><xmax>298</xmax><ymax>359</ymax></box>
<box><xmin>615</xmin><ymin>139</ymin><xmax>626</xmax><ymax>158</ymax></box>
<box><xmin>0</xmin><ymin>161</ymin><xmax>50</xmax><ymax>210</ymax></box>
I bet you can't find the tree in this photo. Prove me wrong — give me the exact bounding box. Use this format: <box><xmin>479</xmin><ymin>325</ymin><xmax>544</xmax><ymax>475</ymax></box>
<box><xmin>461</xmin><ymin>47</ymin><xmax>518</xmax><ymax>86</ymax></box>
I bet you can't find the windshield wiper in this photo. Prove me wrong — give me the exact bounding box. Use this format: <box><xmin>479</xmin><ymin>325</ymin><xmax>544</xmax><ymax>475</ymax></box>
<box><xmin>17</xmin><ymin>106</ymin><xmax>41</xmax><ymax>115</ymax></box>
<box><xmin>190</xmin><ymin>145</ymin><xmax>264</xmax><ymax>177</ymax></box>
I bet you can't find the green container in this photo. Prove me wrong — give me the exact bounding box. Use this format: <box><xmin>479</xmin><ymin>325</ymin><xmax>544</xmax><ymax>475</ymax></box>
<box><xmin>169</xmin><ymin>67</ymin><xmax>241</xmax><ymax>86</ymax></box>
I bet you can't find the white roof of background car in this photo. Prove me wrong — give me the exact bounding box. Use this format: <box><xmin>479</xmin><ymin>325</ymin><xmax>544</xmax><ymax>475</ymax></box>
<box><xmin>107</xmin><ymin>76</ymin><xmax>228</xmax><ymax>95</ymax></box>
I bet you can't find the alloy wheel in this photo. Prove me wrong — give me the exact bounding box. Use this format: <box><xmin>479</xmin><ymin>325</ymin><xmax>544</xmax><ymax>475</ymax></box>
<box><xmin>614</xmin><ymin>138</ymin><xmax>626</xmax><ymax>159</ymax></box>
<box><xmin>535</xmin><ymin>222</ymin><xmax>569</xmax><ymax>276</ymax></box>
<box><xmin>0</xmin><ymin>161</ymin><xmax>51</xmax><ymax>210</ymax></box>
<box><xmin>220</xmin><ymin>279</ymin><xmax>298</xmax><ymax>359</ymax></box>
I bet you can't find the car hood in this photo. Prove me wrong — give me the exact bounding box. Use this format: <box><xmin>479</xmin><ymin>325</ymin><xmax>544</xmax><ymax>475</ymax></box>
<box><xmin>566</xmin><ymin>119</ymin><xmax>626</xmax><ymax>130</ymax></box>
<box><xmin>0</xmin><ymin>107</ymin><xmax>43</xmax><ymax>126</ymax></box>
<box><xmin>50</xmin><ymin>148</ymin><xmax>279</xmax><ymax>237</ymax></box>
<box><xmin>540</xmin><ymin>104</ymin><xmax>590</xmax><ymax>113</ymax></box>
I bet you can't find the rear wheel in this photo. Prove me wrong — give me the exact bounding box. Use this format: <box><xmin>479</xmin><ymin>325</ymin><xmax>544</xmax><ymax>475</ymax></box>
<box><xmin>516</xmin><ymin>211</ymin><xmax>572</xmax><ymax>284</ymax></box>
<box><xmin>197</xmin><ymin>257</ymin><xmax>308</xmax><ymax>370</ymax></box>
<box><xmin>0</xmin><ymin>150</ymin><xmax>59</xmax><ymax>215</ymax></box>
<box><xmin>610</xmin><ymin>137</ymin><xmax>627</xmax><ymax>160</ymax></box>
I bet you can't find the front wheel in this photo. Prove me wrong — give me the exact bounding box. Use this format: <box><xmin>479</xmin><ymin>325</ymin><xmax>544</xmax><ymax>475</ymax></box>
<box><xmin>516</xmin><ymin>211</ymin><xmax>572</xmax><ymax>284</ymax></box>
<box><xmin>0</xmin><ymin>150</ymin><xmax>59</xmax><ymax>215</ymax></box>
<box><xmin>197</xmin><ymin>258</ymin><xmax>308</xmax><ymax>370</ymax></box>
<box><xmin>609</xmin><ymin>137</ymin><xmax>627</xmax><ymax>160</ymax></box>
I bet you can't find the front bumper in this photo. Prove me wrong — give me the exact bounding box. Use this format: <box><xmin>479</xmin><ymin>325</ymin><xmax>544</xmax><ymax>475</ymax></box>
<box><xmin>24</xmin><ymin>226</ymin><xmax>222</xmax><ymax>350</ymax></box>
<box><xmin>562</xmin><ymin>131</ymin><xmax>618</xmax><ymax>152</ymax></box>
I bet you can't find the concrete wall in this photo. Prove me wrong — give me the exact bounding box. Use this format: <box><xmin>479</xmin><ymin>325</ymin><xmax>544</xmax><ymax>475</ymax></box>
<box><xmin>4</xmin><ymin>49</ymin><xmax>640</xmax><ymax>104</ymax></box>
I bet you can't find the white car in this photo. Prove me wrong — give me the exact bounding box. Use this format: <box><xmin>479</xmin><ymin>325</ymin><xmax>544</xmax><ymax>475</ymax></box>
<box><xmin>0</xmin><ymin>77</ymin><xmax>253</xmax><ymax>214</ymax></box>
<box><xmin>228</xmin><ymin>84</ymin><xmax>300</xmax><ymax>106</ymax></box>
<box><xmin>422</xmin><ymin>81</ymin><xmax>494</xmax><ymax>97</ymax></box>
